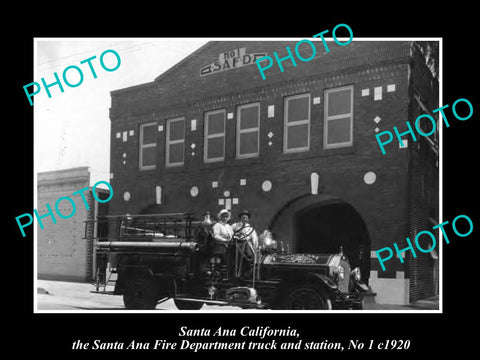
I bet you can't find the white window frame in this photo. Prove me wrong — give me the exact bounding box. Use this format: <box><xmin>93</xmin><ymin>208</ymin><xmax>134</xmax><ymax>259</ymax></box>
<box><xmin>323</xmin><ymin>85</ymin><xmax>354</xmax><ymax>149</ymax></box>
<box><xmin>283</xmin><ymin>93</ymin><xmax>311</xmax><ymax>153</ymax></box>
<box><xmin>236</xmin><ymin>102</ymin><xmax>260</xmax><ymax>159</ymax></box>
<box><xmin>139</xmin><ymin>121</ymin><xmax>157</xmax><ymax>171</ymax></box>
<box><xmin>204</xmin><ymin>109</ymin><xmax>226</xmax><ymax>163</ymax></box>
<box><xmin>165</xmin><ymin>116</ymin><xmax>185</xmax><ymax>167</ymax></box>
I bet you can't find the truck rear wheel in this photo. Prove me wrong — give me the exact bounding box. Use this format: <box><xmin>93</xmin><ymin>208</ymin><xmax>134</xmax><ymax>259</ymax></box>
<box><xmin>174</xmin><ymin>299</ymin><xmax>204</xmax><ymax>310</ymax></box>
<box><xmin>123</xmin><ymin>275</ymin><xmax>158</xmax><ymax>310</ymax></box>
<box><xmin>283</xmin><ymin>284</ymin><xmax>332</xmax><ymax>310</ymax></box>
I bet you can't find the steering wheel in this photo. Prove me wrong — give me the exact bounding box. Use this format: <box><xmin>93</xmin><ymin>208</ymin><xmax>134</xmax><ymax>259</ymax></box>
<box><xmin>233</xmin><ymin>225</ymin><xmax>254</xmax><ymax>242</ymax></box>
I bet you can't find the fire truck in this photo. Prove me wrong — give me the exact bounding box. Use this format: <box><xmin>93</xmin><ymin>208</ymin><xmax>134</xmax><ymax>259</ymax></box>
<box><xmin>86</xmin><ymin>212</ymin><xmax>372</xmax><ymax>310</ymax></box>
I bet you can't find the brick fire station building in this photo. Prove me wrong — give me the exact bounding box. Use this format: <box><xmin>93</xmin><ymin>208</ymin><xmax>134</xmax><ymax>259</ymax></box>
<box><xmin>108</xmin><ymin>40</ymin><xmax>439</xmax><ymax>305</ymax></box>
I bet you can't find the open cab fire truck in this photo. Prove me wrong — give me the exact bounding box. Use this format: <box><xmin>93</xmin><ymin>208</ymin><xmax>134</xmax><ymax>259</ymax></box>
<box><xmin>86</xmin><ymin>212</ymin><xmax>373</xmax><ymax>310</ymax></box>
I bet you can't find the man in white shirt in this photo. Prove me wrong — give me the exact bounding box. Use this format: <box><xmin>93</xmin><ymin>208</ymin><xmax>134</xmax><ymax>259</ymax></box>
<box><xmin>211</xmin><ymin>209</ymin><xmax>234</xmax><ymax>269</ymax></box>
<box><xmin>212</xmin><ymin>209</ymin><xmax>234</xmax><ymax>243</ymax></box>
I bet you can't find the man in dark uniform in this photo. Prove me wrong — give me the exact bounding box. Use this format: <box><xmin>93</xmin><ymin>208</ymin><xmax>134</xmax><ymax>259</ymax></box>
<box><xmin>232</xmin><ymin>209</ymin><xmax>258</xmax><ymax>249</ymax></box>
<box><xmin>232</xmin><ymin>210</ymin><xmax>259</xmax><ymax>277</ymax></box>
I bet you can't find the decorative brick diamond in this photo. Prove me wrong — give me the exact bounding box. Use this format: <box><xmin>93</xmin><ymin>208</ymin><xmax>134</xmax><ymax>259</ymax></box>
<box><xmin>387</xmin><ymin>84</ymin><xmax>396</xmax><ymax>92</ymax></box>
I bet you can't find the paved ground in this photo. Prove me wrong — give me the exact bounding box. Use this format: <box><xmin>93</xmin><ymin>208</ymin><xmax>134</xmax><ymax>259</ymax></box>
<box><xmin>36</xmin><ymin>279</ymin><xmax>439</xmax><ymax>311</ymax></box>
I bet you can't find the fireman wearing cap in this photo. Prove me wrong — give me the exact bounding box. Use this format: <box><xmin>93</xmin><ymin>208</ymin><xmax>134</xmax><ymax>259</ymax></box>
<box><xmin>232</xmin><ymin>209</ymin><xmax>258</xmax><ymax>249</ymax></box>
<box><xmin>232</xmin><ymin>210</ymin><xmax>258</xmax><ymax>277</ymax></box>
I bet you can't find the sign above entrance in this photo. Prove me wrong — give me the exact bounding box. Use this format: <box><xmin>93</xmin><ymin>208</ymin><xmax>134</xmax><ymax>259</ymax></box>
<box><xmin>200</xmin><ymin>47</ymin><xmax>267</xmax><ymax>77</ymax></box>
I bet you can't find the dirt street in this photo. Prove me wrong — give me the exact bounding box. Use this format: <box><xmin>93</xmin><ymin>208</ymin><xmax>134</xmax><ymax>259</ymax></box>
<box><xmin>36</xmin><ymin>279</ymin><xmax>240</xmax><ymax>311</ymax></box>
<box><xmin>36</xmin><ymin>279</ymin><xmax>439</xmax><ymax>311</ymax></box>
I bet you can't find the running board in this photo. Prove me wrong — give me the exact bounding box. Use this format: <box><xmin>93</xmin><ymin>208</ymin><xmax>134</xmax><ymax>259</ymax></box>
<box><xmin>174</xmin><ymin>297</ymin><xmax>229</xmax><ymax>306</ymax></box>
<box><xmin>174</xmin><ymin>296</ymin><xmax>265</xmax><ymax>309</ymax></box>
<box><xmin>91</xmin><ymin>290</ymin><xmax>116</xmax><ymax>295</ymax></box>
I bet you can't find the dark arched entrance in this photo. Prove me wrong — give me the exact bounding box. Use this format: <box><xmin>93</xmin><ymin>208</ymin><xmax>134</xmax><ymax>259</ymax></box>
<box><xmin>270</xmin><ymin>195</ymin><xmax>370</xmax><ymax>283</ymax></box>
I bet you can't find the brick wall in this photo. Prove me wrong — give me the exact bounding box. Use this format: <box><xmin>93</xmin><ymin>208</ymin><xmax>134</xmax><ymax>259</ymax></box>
<box><xmin>37</xmin><ymin>170</ymin><xmax>92</xmax><ymax>282</ymax></box>
<box><xmin>37</xmin><ymin>168</ymin><xmax>110</xmax><ymax>282</ymax></box>
<box><xmin>110</xmin><ymin>41</ymin><xmax>411</xmax><ymax>117</ymax></box>
<box><xmin>405</xmin><ymin>42</ymin><xmax>440</xmax><ymax>301</ymax></box>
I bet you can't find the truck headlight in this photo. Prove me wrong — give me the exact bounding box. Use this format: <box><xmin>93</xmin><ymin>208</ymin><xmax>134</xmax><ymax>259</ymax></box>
<box><xmin>333</xmin><ymin>265</ymin><xmax>345</xmax><ymax>281</ymax></box>
<box><xmin>209</xmin><ymin>256</ymin><xmax>221</xmax><ymax>264</ymax></box>
<box><xmin>351</xmin><ymin>267</ymin><xmax>361</xmax><ymax>281</ymax></box>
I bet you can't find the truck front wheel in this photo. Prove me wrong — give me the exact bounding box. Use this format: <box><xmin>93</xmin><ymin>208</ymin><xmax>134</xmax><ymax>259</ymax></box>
<box><xmin>123</xmin><ymin>275</ymin><xmax>158</xmax><ymax>310</ymax></box>
<box><xmin>283</xmin><ymin>284</ymin><xmax>332</xmax><ymax>310</ymax></box>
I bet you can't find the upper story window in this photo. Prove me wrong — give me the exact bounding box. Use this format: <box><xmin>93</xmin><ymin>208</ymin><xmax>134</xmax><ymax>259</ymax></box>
<box><xmin>324</xmin><ymin>85</ymin><xmax>353</xmax><ymax>149</ymax></box>
<box><xmin>283</xmin><ymin>93</ymin><xmax>311</xmax><ymax>153</ymax></box>
<box><xmin>204</xmin><ymin>109</ymin><xmax>226</xmax><ymax>163</ymax></box>
<box><xmin>139</xmin><ymin>122</ymin><xmax>157</xmax><ymax>170</ymax></box>
<box><xmin>236</xmin><ymin>102</ymin><xmax>260</xmax><ymax>159</ymax></box>
<box><xmin>166</xmin><ymin>117</ymin><xmax>185</xmax><ymax>167</ymax></box>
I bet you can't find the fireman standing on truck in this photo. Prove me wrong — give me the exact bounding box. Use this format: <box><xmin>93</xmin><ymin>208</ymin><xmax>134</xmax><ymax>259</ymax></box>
<box><xmin>232</xmin><ymin>209</ymin><xmax>259</xmax><ymax>270</ymax></box>
<box><xmin>211</xmin><ymin>209</ymin><xmax>234</xmax><ymax>265</ymax></box>
<box><xmin>232</xmin><ymin>209</ymin><xmax>258</xmax><ymax>249</ymax></box>
<box><xmin>213</xmin><ymin>209</ymin><xmax>234</xmax><ymax>243</ymax></box>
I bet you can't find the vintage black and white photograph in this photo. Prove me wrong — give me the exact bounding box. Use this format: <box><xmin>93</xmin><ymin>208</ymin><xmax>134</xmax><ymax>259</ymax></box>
<box><xmin>32</xmin><ymin>37</ymin><xmax>442</xmax><ymax>313</ymax></box>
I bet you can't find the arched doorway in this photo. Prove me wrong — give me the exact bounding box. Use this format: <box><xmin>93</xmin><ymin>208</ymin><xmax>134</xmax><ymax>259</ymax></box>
<box><xmin>270</xmin><ymin>195</ymin><xmax>370</xmax><ymax>283</ymax></box>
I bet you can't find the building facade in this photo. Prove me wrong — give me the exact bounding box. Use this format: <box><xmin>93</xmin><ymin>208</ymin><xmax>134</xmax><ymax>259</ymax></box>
<box><xmin>108</xmin><ymin>40</ymin><xmax>439</xmax><ymax>304</ymax></box>
<box><xmin>37</xmin><ymin>167</ymin><xmax>110</xmax><ymax>282</ymax></box>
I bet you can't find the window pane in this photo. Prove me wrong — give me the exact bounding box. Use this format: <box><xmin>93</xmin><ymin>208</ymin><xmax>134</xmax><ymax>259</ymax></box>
<box><xmin>287</xmin><ymin>96</ymin><xmax>309</xmax><ymax>122</ymax></box>
<box><xmin>287</xmin><ymin>123</ymin><xmax>309</xmax><ymax>149</ymax></box>
<box><xmin>328</xmin><ymin>89</ymin><xmax>351</xmax><ymax>116</ymax></box>
<box><xmin>207</xmin><ymin>136</ymin><xmax>224</xmax><ymax>159</ymax></box>
<box><xmin>168</xmin><ymin>119</ymin><xmax>184</xmax><ymax>141</ymax></box>
<box><xmin>168</xmin><ymin>142</ymin><xmax>184</xmax><ymax>164</ymax></box>
<box><xmin>239</xmin><ymin>106</ymin><xmax>259</xmax><ymax>130</ymax></box>
<box><xmin>327</xmin><ymin>117</ymin><xmax>351</xmax><ymax>144</ymax></box>
<box><xmin>142</xmin><ymin>147</ymin><xmax>156</xmax><ymax>167</ymax></box>
<box><xmin>142</xmin><ymin>124</ymin><xmax>157</xmax><ymax>144</ymax></box>
<box><xmin>239</xmin><ymin>131</ymin><xmax>258</xmax><ymax>155</ymax></box>
<box><xmin>207</xmin><ymin>112</ymin><xmax>225</xmax><ymax>135</ymax></box>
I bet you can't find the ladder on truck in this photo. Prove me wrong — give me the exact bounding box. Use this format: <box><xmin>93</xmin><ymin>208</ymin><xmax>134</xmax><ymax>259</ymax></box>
<box><xmin>85</xmin><ymin>213</ymin><xmax>203</xmax><ymax>295</ymax></box>
<box><xmin>92</xmin><ymin>264</ymin><xmax>117</xmax><ymax>295</ymax></box>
